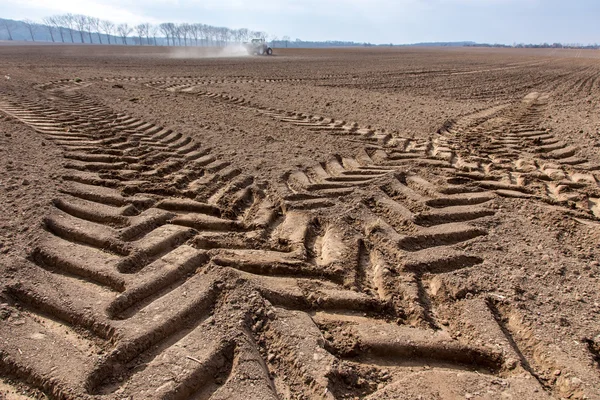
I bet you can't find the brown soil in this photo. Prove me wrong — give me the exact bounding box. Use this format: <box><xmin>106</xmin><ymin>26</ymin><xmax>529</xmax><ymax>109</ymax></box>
<box><xmin>1</xmin><ymin>45</ymin><xmax>600</xmax><ymax>400</ymax></box>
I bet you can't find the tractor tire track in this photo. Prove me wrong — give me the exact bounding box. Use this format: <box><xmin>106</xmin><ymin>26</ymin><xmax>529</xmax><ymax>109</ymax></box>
<box><xmin>436</xmin><ymin>92</ymin><xmax>600</xmax><ymax>218</ymax></box>
<box><xmin>0</xmin><ymin>92</ymin><xmax>280</xmax><ymax>399</ymax></box>
<box><xmin>117</xmin><ymin>78</ymin><xmax>600</xmax><ymax>218</ymax></box>
<box><xmin>1</xmin><ymin>77</ymin><xmax>594</xmax><ymax>399</ymax></box>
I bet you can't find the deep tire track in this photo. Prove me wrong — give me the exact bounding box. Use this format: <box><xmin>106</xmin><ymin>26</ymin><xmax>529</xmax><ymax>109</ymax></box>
<box><xmin>1</xmin><ymin>77</ymin><xmax>592</xmax><ymax>399</ymax></box>
<box><xmin>436</xmin><ymin>92</ymin><xmax>600</xmax><ymax>218</ymax></box>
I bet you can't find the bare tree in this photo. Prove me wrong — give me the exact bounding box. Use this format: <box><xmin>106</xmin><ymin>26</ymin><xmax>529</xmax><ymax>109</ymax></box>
<box><xmin>42</xmin><ymin>17</ymin><xmax>57</xmax><ymax>42</ymax></box>
<box><xmin>134</xmin><ymin>23</ymin><xmax>151</xmax><ymax>45</ymax></box>
<box><xmin>143</xmin><ymin>23</ymin><xmax>151</xmax><ymax>45</ymax></box>
<box><xmin>219</xmin><ymin>27</ymin><xmax>231</xmax><ymax>46</ymax></box>
<box><xmin>200</xmin><ymin>24</ymin><xmax>210</xmax><ymax>46</ymax></box>
<box><xmin>209</xmin><ymin>26</ymin><xmax>218</xmax><ymax>46</ymax></box>
<box><xmin>135</xmin><ymin>23</ymin><xmax>145</xmax><ymax>45</ymax></box>
<box><xmin>150</xmin><ymin>24</ymin><xmax>159</xmax><ymax>46</ymax></box>
<box><xmin>100</xmin><ymin>20</ymin><xmax>115</xmax><ymax>44</ymax></box>
<box><xmin>84</xmin><ymin>16</ymin><xmax>94</xmax><ymax>43</ymax></box>
<box><xmin>213</xmin><ymin>27</ymin><xmax>220</xmax><ymax>46</ymax></box>
<box><xmin>173</xmin><ymin>25</ymin><xmax>182</xmax><ymax>46</ymax></box>
<box><xmin>159</xmin><ymin>23</ymin><xmax>173</xmax><ymax>46</ymax></box>
<box><xmin>62</xmin><ymin>14</ymin><xmax>77</xmax><ymax>43</ymax></box>
<box><xmin>23</xmin><ymin>19</ymin><xmax>40</xmax><ymax>42</ymax></box>
<box><xmin>204</xmin><ymin>26</ymin><xmax>213</xmax><ymax>46</ymax></box>
<box><xmin>48</xmin><ymin>16</ymin><xmax>65</xmax><ymax>42</ymax></box>
<box><xmin>190</xmin><ymin>23</ymin><xmax>200</xmax><ymax>46</ymax></box>
<box><xmin>235</xmin><ymin>28</ymin><xmax>247</xmax><ymax>44</ymax></box>
<box><xmin>117</xmin><ymin>23</ymin><xmax>132</xmax><ymax>45</ymax></box>
<box><xmin>73</xmin><ymin>14</ymin><xmax>87</xmax><ymax>43</ymax></box>
<box><xmin>88</xmin><ymin>17</ymin><xmax>101</xmax><ymax>44</ymax></box>
<box><xmin>217</xmin><ymin>27</ymin><xmax>233</xmax><ymax>46</ymax></box>
<box><xmin>0</xmin><ymin>19</ymin><xmax>14</xmax><ymax>41</ymax></box>
<box><xmin>282</xmin><ymin>35</ymin><xmax>290</xmax><ymax>48</ymax></box>
<box><xmin>56</xmin><ymin>15</ymin><xmax>73</xmax><ymax>42</ymax></box>
<box><xmin>242</xmin><ymin>28</ymin><xmax>250</xmax><ymax>43</ymax></box>
<box><xmin>180</xmin><ymin>23</ymin><xmax>190</xmax><ymax>46</ymax></box>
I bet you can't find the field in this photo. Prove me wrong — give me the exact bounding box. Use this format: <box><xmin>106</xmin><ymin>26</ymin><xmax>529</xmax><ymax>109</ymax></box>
<box><xmin>1</xmin><ymin>45</ymin><xmax>600</xmax><ymax>399</ymax></box>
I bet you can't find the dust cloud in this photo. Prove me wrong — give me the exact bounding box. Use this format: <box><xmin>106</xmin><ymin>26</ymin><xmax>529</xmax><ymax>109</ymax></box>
<box><xmin>168</xmin><ymin>44</ymin><xmax>250</xmax><ymax>59</ymax></box>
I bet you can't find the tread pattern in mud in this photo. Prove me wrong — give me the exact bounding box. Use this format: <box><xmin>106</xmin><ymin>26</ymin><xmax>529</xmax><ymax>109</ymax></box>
<box><xmin>144</xmin><ymin>79</ymin><xmax>398</xmax><ymax>147</ymax></box>
<box><xmin>46</xmin><ymin>77</ymin><xmax>600</xmax><ymax>215</ymax></box>
<box><xmin>437</xmin><ymin>93</ymin><xmax>600</xmax><ymax>217</ymax></box>
<box><xmin>139</xmin><ymin>76</ymin><xmax>600</xmax><ymax>219</ymax></box>
<box><xmin>0</xmin><ymin>91</ymin><xmax>278</xmax><ymax>398</ymax></box>
<box><xmin>3</xmin><ymin>74</ymin><xmax>598</xmax><ymax>399</ymax></box>
<box><xmin>0</xmin><ymin>82</ymin><xmax>555</xmax><ymax>399</ymax></box>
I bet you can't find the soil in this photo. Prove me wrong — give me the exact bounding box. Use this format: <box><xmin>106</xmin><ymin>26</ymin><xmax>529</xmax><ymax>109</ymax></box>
<box><xmin>1</xmin><ymin>44</ymin><xmax>600</xmax><ymax>400</ymax></box>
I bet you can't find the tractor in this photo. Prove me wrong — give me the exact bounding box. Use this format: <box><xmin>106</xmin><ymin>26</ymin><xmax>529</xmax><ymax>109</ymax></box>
<box><xmin>245</xmin><ymin>38</ymin><xmax>273</xmax><ymax>56</ymax></box>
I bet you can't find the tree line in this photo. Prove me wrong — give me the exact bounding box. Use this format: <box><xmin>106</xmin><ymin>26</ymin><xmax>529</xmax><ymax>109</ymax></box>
<box><xmin>0</xmin><ymin>15</ymin><xmax>290</xmax><ymax>46</ymax></box>
<box><xmin>6</xmin><ymin>16</ymin><xmax>597</xmax><ymax>50</ymax></box>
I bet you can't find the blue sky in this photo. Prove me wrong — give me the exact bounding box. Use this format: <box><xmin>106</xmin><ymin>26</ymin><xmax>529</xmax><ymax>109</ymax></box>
<box><xmin>1</xmin><ymin>0</ymin><xmax>599</xmax><ymax>44</ymax></box>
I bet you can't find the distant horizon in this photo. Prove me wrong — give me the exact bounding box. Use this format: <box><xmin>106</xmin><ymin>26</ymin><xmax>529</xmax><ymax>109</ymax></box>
<box><xmin>0</xmin><ymin>37</ymin><xmax>598</xmax><ymax>49</ymax></box>
<box><xmin>0</xmin><ymin>0</ymin><xmax>598</xmax><ymax>45</ymax></box>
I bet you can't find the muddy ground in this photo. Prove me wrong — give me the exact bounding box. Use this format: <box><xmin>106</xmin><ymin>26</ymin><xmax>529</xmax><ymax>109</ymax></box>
<box><xmin>0</xmin><ymin>45</ymin><xmax>599</xmax><ymax>399</ymax></box>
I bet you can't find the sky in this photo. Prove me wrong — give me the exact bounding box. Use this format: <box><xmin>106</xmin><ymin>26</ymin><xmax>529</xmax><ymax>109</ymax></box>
<box><xmin>1</xmin><ymin>0</ymin><xmax>599</xmax><ymax>45</ymax></box>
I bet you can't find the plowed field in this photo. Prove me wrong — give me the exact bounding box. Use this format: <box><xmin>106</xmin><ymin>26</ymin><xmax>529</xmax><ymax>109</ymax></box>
<box><xmin>1</xmin><ymin>45</ymin><xmax>600</xmax><ymax>400</ymax></box>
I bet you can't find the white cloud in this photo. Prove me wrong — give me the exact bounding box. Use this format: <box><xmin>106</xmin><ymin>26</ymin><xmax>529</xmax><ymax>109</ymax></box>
<box><xmin>2</xmin><ymin>0</ymin><xmax>161</xmax><ymax>23</ymax></box>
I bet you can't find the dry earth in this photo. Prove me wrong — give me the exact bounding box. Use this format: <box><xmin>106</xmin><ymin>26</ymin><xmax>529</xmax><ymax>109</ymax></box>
<box><xmin>1</xmin><ymin>45</ymin><xmax>600</xmax><ymax>400</ymax></box>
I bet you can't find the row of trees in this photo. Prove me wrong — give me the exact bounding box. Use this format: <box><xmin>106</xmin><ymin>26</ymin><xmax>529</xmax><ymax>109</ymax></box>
<box><xmin>0</xmin><ymin>15</ymin><xmax>288</xmax><ymax>47</ymax></box>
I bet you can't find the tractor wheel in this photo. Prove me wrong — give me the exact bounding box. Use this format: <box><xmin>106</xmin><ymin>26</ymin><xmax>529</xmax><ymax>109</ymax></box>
<box><xmin>266</xmin><ymin>48</ymin><xmax>273</xmax><ymax>55</ymax></box>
